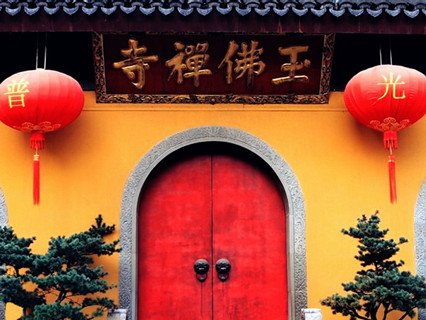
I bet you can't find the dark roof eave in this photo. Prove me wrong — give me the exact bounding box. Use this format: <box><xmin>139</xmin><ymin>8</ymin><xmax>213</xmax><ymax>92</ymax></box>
<box><xmin>0</xmin><ymin>0</ymin><xmax>425</xmax><ymax>34</ymax></box>
<box><xmin>0</xmin><ymin>11</ymin><xmax>425</xmax><ymax>34</ymax></box>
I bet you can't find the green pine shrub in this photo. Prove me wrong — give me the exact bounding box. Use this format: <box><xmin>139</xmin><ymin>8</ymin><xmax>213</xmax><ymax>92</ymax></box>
<box><xmin>0</xmin><ymin>215</ymin><xmax>120</xmax><ymax>320</ymax></box>
<box><xmin>321</xmin><ymin>212</ymin><xmax>426</xmax><ymax>320</ymax></box>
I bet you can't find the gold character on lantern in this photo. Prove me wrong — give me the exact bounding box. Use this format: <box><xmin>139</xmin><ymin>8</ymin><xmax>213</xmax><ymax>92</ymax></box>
<box><xmin>166</xmin><ymin>42</ymin><xmax>212</xmax><ymax>87</ymax></box>
<box><xmin>113</xmin><ymin>39</ymin><xmax>159</xmax><ymax>89</ymax></box>
<box><xmin>4</xmin><ymin>78</ymin><xmax>30</xmax><ymax>108</ymax></box>
<box><xmin>377</xmin><ymin>72</ymin><xmax>406</xmax><ymax>100</ymax></box>
<box><xmin>219</xmin><ymin>40</ymin><xmax>265</xmax><ymax>88</ymax></box>
<box><xmin>272</xmin><ymin>46</ymin><xmax>311</xmax><ymax>85</ymax></box>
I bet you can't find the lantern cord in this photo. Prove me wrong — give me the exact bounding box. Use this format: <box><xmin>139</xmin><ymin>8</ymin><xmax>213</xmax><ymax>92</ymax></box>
<box><xmin>43</xmin><ymin>33</ymin><xmax>48</xmax><ymax>70</ymax></box>
<box><xmin>35</xmin><ymin>33</ymin><xmax>48</xmax><ymax>69</ymax></box>
<box><xmin>35</xmin><ymin>35</ymin><xmax>39</xmax><ymax>69</ymax></box>
<box><xmin>378</xmin><ymin>38</ymin><xmax>393</xmax><ymax>65</ymax></box>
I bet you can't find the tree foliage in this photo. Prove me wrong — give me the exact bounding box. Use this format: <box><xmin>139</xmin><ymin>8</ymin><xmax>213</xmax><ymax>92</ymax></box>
<box><xmin>0</xmin><ymin>215</ymin><xmax>120</xmax><ymax>320</ymax></box>
<box><xmin>321</xmin><ymin>212</ymin><xmax>426</xmax><ymax>320</ymax></box>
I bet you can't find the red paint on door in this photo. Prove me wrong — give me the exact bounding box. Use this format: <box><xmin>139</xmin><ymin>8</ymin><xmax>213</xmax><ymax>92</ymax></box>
<box><xmin>212</xmin><ymin>154</ymin><xmax>288</xmax><ymax>319</ymax></box>
<box><xmin>138</xmin><ymin>144</ymin><xmax>288</xmax><ymax>319</ymax></box>
<box><xmin>138</xmin><ymin>152</ymin><xmax>213</xmax><ymax>319</ymax></box>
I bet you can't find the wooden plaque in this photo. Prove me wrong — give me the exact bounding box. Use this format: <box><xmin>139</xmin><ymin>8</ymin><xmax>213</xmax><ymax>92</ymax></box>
<box><xmin>93</xmin><ymin>32</ymin><xmax>334</xmax><ymax>104</ymax></box>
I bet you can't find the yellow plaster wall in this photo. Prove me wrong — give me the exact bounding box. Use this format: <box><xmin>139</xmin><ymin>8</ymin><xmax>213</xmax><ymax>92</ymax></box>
<box><xmin>0</xmin><ymin>91</ymin><xmax>425</xmax><ymax>319</ymax></box>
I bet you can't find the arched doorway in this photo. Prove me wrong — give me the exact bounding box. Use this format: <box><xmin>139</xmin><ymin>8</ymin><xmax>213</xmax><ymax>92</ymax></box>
<box><xmin>138</xmin><ymin>143</ymin><xmax>288</xmax><ymax>319</ymax></box>
<box><xmin>119</xmin><ymin>127</ymin><xmax>306</xmax><ymax>320</ymax></box>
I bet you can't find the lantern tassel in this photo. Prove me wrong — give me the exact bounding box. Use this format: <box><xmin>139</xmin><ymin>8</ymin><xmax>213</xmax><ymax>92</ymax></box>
<box><xmin>30</xmin><ymin>131</ymin><xmax>44</xmax><ymax>205</ymax></box>
<box><xmin>33</xmin><ymin>153</ymin><xmax>40</xmax><ymax>205</ymax></box>
<box><xmin>388</xmin><ymin>154</ymin><xmax>397</xmax><ymax>204</ymax></box>
<box><xmin>384</xmin><ymin>130</ymin><xmax>398</xmax><ymax>204</ymax></box>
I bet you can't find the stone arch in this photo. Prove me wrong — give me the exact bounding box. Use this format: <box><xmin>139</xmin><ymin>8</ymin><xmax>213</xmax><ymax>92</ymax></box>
<box><xmin>119</xmin><ymin>126</ymin><xmax>306</xmax><ymax>320</ymax></box>
<box><xmin>415</xmin><ymin>179</ymin><xmax>426</xmax><ymax>320</ymax></box>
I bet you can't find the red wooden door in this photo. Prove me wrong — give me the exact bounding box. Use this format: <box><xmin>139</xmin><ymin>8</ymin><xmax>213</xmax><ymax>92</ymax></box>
<box><xmin>138</xmin><ymin>152</ymin><xmax>213</xmax><ymax>319</ymax></box>
<box><xmin>138</xmin><ymin>145</ymin><xmax>288</xmax><ymax>320</ymax></box>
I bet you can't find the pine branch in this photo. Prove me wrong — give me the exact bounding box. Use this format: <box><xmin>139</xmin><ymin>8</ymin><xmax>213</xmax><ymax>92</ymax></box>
<box><xmin>351</xmin><ymin>310</ymin><xmax>371</xmax><ymax>320</ymax></box>
<box><xmin>397</xmin><ymin>312</ymin><xmax>409</xmax><ymax>320</ymax></box>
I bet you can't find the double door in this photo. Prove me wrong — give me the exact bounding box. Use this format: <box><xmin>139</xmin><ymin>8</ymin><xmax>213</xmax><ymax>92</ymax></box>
<box><xmin>138</xmin><ymin>144</ymin><xmax>288</xmax><ymax>319</ymax></box>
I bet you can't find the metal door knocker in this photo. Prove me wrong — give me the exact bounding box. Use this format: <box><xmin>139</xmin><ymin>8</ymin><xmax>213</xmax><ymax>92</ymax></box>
<box><xmin>193</xmin><ymin>259</ymin><xmax>210</xmax><ymax>282</ymax></box>
<box><xmin>215</xmin><ymin>258</ymin><xmax>231</xmax><ymax>282</ymax></box>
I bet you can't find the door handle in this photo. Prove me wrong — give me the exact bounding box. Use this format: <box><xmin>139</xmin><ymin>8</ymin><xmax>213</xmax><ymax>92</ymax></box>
<box><xmin>193</xmin><ymin>259</ymin><xmax>210</xmax><ymax>282</ymax></box>
<box><xmin>215</xmin><ymin>258</ymin><xmax>231</xmax><ymax>282</ymax></box>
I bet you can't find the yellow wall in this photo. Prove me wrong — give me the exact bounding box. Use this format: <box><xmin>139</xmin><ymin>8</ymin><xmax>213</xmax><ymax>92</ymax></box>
<box><xmin>0</xmin><ymin>91</ymin><xmax>425</xmax><ymax>319</ymax></box>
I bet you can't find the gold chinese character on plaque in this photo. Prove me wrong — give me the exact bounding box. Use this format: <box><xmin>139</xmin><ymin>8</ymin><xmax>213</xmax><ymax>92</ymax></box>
<box><xmin>218</xmin><ymin>40</ymin><xmax>265</xmax><ymax>88</ymax></box>
<box><xmin>166</xmin><ymin>42</ymin><xmax>212</xmax><ymax>87</ymax></box>
<box><xmin>377</xmin><ymin>72</ymin><xmax>406</xmax><ymax>100</ymax></box>
<box><xmin>272</xmin><ymin>46</ymin><xmax>311</xmax><ymax>85</ymax></box>
<box><xmin>4</xmin><ymin>78</ymin><xmax>30</xmax><ymax>108</ymax></box>
<box><xmin>113</xmin><ymin>39</ymin><xmax>159</xmax><ymax>89</ymax></box>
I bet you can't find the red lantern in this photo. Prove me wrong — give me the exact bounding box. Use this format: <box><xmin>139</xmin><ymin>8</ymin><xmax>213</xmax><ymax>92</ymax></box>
<box><xmin>344</xmin><ymin>64</ymin><xmax>426</xmax><ymax>203</ymax></box>
<box><xmin>0</xmin><ymin>69</ymin><xmax>84</xmax><ymax>204</ymax></box>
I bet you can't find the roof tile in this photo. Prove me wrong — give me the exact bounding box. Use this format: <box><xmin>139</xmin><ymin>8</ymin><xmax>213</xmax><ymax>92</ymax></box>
<box><xmin>0</xmin><ymin>0</ymin><xmax>424</xmax><ymax>17</ymax></box>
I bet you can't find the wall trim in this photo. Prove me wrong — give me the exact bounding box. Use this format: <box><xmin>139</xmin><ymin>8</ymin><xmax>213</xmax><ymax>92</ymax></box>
<box><xmin>415</xmin><ymin>179</ymin><xmax>426</xmax><ymax>320</ymax></box>
<box><xmin>119</xmin><ymin>126</ymin><xmax>306</xmax><ymax>320</ymax></box>
<box><xmin>0</xmin><ymin>190</ymin><xmax>8</xmax><ymax>320</ymax></box>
